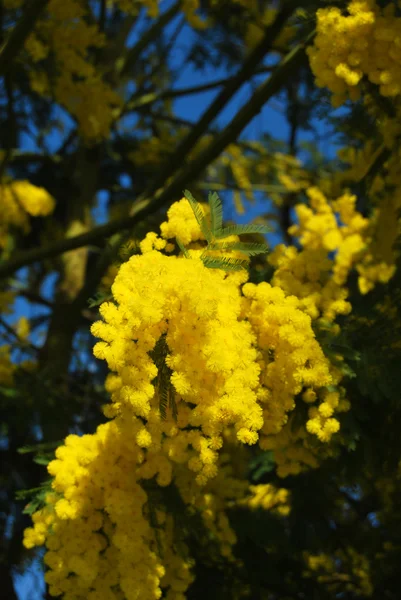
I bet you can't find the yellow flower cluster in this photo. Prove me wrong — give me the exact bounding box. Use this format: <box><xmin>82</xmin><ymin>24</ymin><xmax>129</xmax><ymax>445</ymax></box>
<box><xmin>239</xmin><ymin>483</ymin><xmax>290</xmax><ymax>516</ymax></box>
<box><xmin>92</xmin><ymin>248</ymin><xmax>261</xmax><ymax>483</ymax></box>
<box><xmin>304</xmin><ymin>548</ymin><xmax>373</xmax><ymax>597</ymax></box>
<box><xmin>23</xmin><ymin>422</ymin><xmax>194</xmax><ymax>600</ymax></box>
<box><xmin>0</xmin><ymin>180</ymin><xmax>55</xmax><ymax>248</ymax></box>
<box><xmin>160</xmin><ymin>198</ymin><xmax>208</xmax><ymax>246</ymax></box>
<box><xmin>252</xmin><ymin>186</ymin><xmax>374</xmax><ymax>473</ymax></box>
<box><xmin>25</xmin><ymin>0</ymin><xmax>122</xmax><ymax>141</ymax></box>
<box><xmin>242</xmin><ymin>280</ymin><xmax>336</xmax><ymax>447</ymax></box>
<box><xmin>270</xmin><ymin>187</ymin><xmax>379</xmax><ymax>318</ymax></box>
<box><xmin>175</xmin><ymin>448</ymin><xmax>248</xmax><ymax>560</ymax></box>
<box><xmin>261</xmin><ymin>425</ymin><xmax>321</xmax><ymax>478</ymax></box>
<box><xmin>24</xmin><ymin>193</ymin><xmax>360</xmax><ymax>597</ymax></box>
<box><xmin>308</xmin><ymin>1</ymin><xmax>401</xmax><ymax>107</ymax></box>
<box><xmin>321</xmin><ymin>137</ymin><xmax>401</xmax><ymax>294</ymax></box>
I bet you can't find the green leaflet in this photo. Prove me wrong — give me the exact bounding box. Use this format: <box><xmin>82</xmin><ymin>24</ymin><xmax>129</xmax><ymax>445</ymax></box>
<box><xmin>200</xmin><ymin>255</ymin><xmax>250</xmax><ymax>271</ymax></box>
<box><xmin>88</xmin><ymin>291</ymin><xmax>113</xmax><ymax>308</ymax></box>
<box><xmin>208</xmin><ymin>190</ymin><xmax>223</xmax><ymax>237</ymax></box>
<box><xmin>176</xmin><ymin>236</ymin><xmax>190</xmax><ymax>258</ymax></box>
<box><xmin>214</xmin><ymin>224</ymin><xmax>272</xmax><ymax>239</ymax></box>
<box><xmin>183</xmin><ymin>189</ymin><xmax>213</xmax><ymax>243</ymax></box>
<box><xmin>249</xmin><ymin>450</ymin><xmax>275</xmax><ymax>482</ymax></box>
<box><xmin>18</xmin><ymin>441</ymin><xmax>59</xmax><ymax>471</ymax></box>
<box><xmin>18</xmin><ymin>441</ymin><xmax>61</xmax><ymax>454</ymax></box>
<box><xmin>118</xmin><ymin>239</ymin><xmax>140</xmax><ymax>260</ymax></box>
<box><xmin>182</xmin><ymin>189</ymin><xmax>271</xmax><ymax>272</ymax></box>
<box><xmin>150</xmin><ymin>333</ymin><xmax>177</xmax><ymax>422</ymax></box>
<box><xmin>15</xmin><ymin>479</ymin><xmax>53</xmax><ymax>516</ymax></box>
<box><xmin>207</xmin><ymin>241</ymin><xmax>269</xmax><ymax>256</ymax></box>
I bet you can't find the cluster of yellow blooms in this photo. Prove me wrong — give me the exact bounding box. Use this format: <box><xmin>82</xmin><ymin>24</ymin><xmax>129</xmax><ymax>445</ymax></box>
<box><xmin>0</xmin><ymin>180</ymin><xmax>55</xmax><ymax>248</ymax></box>
<box><xmin>261</xmin><ymin>169</ymin><xmax>400</xmax><ymax>477</ymax></box>
<box><xmin>308</xmin><ymin>0</ymin><xmax>401</xmax><ymax>107</ymax></box>
<box><xmin>304</xmin><ymin>548</ymin><xmax>373</xmax><ymax>597</ymax></box>
<box><xmin>322</xmin><ymin>146</ymin><xmax>400</xmax><ymax>294</ymax></box>
<box><xmin>0</xmin><ymin>179</ymin><xmax>53</xmax><ymax>382</ymax></box>
<box><xmin>24</xmin><ymin>187</ymin><xmax>377</xmax><ymax>597</ymax></box>
<box><xmin>22</xmin><ymin>0</ymin><xmax>122</xmax><ymax>141</ymax></box>
<box><xmin>23</xmin><ymin>422</ymin><xmax>291</xmax><ymax>599</ymax></box>
<box><xmin>307</xmin><ymin>0</ymin><xmax>401</xmax><ymax>287</ymax></box>
<box><xmin>238</xmin><ymin>483</ymin><xmax>290</xmax><ymax>516</ymax></box>
<box><xmin>23</xmin><ymin>424</ymin><xmax>195</xmax><ymax>600</ymax></box>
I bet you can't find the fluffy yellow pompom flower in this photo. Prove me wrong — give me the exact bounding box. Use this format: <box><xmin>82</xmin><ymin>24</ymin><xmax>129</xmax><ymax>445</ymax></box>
<box><xmin>0</xmin><ymin>180</ymin><xmax>55</xmax><ymax>247</ymax></box>
<box><xmin>308</xmin><ymin>1</ymin><xmax>401</xmax><ymax>106</ymax></box>
<box><xmin>23</xmin><ymin>421</ymin><xmax>193</xmax><ymax>600</ymax></box>
<box><xmin>10</xmin><ymin>180</ymin><xmax>55</xmax><ymax>216</ymax></box>
<box><xmin>91</xmin><ymin>247</ymin><xmax>263</xmax><ymax>484</ymax></box>
<box><xmin>23</xmin><ymin>191</ymin><xmax>359</xmax><ymax>600</ymax></box>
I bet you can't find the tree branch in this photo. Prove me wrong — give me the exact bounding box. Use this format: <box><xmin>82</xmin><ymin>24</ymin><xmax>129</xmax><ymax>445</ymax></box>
<box><xmin>0</xmin><ymin>0</ymin><xmax>50</xmax><ymax>77</ymax></box>
<box><xmin>119</xmin><ymin>1</ymin><xmax>181</xmax><ymax>79</ymax></box>
<box><xmin>125</xmin><ymin>65</ymin><xmax>275</xmax><ymax>112</ymax></box>
<box><xmin>141</xmin><ymin>30</ymin><xmax>315</xmax><ymax>212</ymax></box>
<box><xmin>0</xmin><ymin>211</ymin><xmax>143</xmax><ymax>279</ymax></box>
<box><xmin>144</xmin><ymin>0</ymin><xmax>300</xmax><ymax>198</ymax></box>
<box><xmin>0</xmin><ymin>31</ymin><xmax>314</xmax><ymax>281</ymax></box>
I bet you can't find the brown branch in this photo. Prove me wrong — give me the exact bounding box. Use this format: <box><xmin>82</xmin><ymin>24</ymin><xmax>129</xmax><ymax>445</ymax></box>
<box><xmin>0</xmin><ymin>31</ymin><xmax>314</xmax><ymax>281</ymax></box>
<box><xmin>141</xmin><ymin>30</ymin><xmax>315</xmax><ymax>213</ymax></box>
<box><xmin>5</xmin><ymin>151</ymin><xmax>61</xmax><ymax>165</ymax></box>
<box><xmin>0</xmin><ymin>212</ymin><xmax>144</xmax><ymax>279</ymax></box>
<box><xmin>119</xmin><ymin>1</ymin><xmax>181</xmax><ymax>78</ymax></box>
<box><xmin>125</xmin><ymin>65</ymin><xmax>275</xmax><ymax>112</ymax></box>
<box><xmin>0</xmin><ymin>0</ymin><xmax>50</xmax><ymax>76</ymax></box>
<box><xmin>143</xmin><ymin>0</ymin><xmax>300</xmax><ymax>198</ymax></box>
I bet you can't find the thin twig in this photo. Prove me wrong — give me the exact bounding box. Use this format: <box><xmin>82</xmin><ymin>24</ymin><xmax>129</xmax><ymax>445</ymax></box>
<box><xmin>125</xmin><ymin>65</ymin><xmax>275</xmax><ymax>112</ymax></box>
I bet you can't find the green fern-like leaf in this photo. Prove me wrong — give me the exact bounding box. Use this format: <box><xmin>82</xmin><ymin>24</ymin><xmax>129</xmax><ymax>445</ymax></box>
<box><xmin>18</xmin><ymin>441</ymin><xmax>61</xmax><ymax>454</ymax></box>
<box><xmin>215</xmin><ymin>224</ymin><xmax>271</xmax><ymax>239</ymax></box>
<box><xmin>16</xmin><ymin>479</ymin><xmax>53</xmax><ymax>516</ymax></box>
<box><xmin>176</xmin><ymin>236</ymin><xmax>190</xmax><ymax>258</ymax></box>
<box><xmin>169</xmin><ymin>388</ymin><xmax>178</xmax><ymax>421</ymax></box>
<box><xmin>159</xmin><ymin>386</ymin><xmax>168</xmax><ymax>420</ymax></box>
<box><xmin>119</xmin><ymin>240</ymin><xmax>140</xmax><ymax>260</ymax></box>
<box><xmin>200</xmin><ymin>255</ymin><xmax>249</xmax><ymax>271</ymax></box>
<box><xmin>207</xmin><ymin>241</ymin><xmax>269</xmax><ymax>256</ymax></box>
<box><xmin>183</xmin><ymin>189</ymin><xmax>212</xmax><ymax>242</ymax></box>
<box><xmin>88</xmin><ymin>291</ymin><xmax>113</xmax><ymax>308</ymax></box>
<box><xmin>149</xmin><ymin>334</ymin><xmax>177</xmax><ymax>421</ymax></box>
<box><xmin>208</xmin><ymin>191</ymin><xmax>223</xmax><ymax>237</ymax></box>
